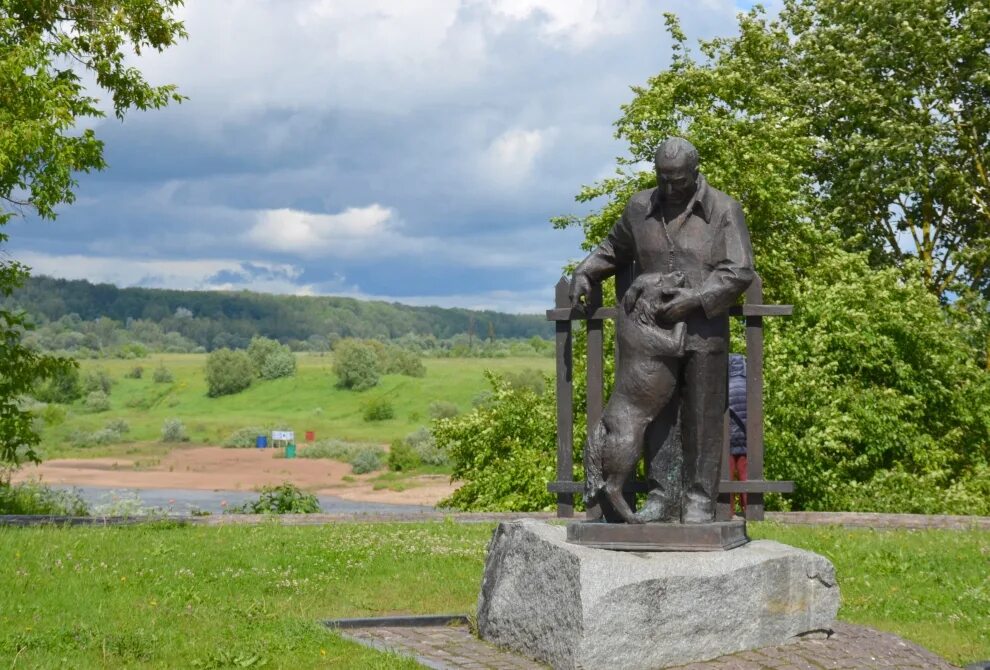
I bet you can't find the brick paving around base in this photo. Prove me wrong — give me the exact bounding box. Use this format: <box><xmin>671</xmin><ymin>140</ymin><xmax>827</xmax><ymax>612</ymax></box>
<box><xmin>337</xmin><ymin>621</ymin><xmax>959</xmax><ymax>670</ymax></box>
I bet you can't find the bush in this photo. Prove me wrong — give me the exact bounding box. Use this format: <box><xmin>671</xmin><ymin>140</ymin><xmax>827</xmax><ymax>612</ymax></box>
<box><xmin>382</xmin><ymin>346</ymin><xmax>426</xmax><ymax>377</ymax></box>
<box><xmin>224</xmin><ymin>426</ymin><xmax>267</xmax><ymax>448</ymax></box>
<box><xmin>84</xmin><ymin>391</ymin><xmax>110</xmax><ymax>413</ymax></box>
<box><xmin>503</xmin><ymin>368</ymin><xmax>547</xmax><ymax>395</ymax></box>
<box><xmin>152</xmin><ymin>363</ymin><xmax>174</xmax><ymax>383</ymax></box>
<box><xmin>0</xmin><ymin>481</ymin><xmax>89</xmax><ymax>515</ymax></box>
<box><xmin>332</xmin><ymin>339</ymin><xmax>380</xmax><ymax>390</ymax></box>
<box><xmin>259</xmin><ymin>347</ymin><xmax>296</xmax><ymax>380</ymax></box>
<box><xmin>104</xmin><ymin>419</ymin><xmax>130</xmax><ymax>435</ymax></box>
<box><xmin>406</xmin><ymin>427</ymin><xmax>448</xmax><ymax>466</ymax></box>
<box><xmin>161</xmin><ymin>418</ymin><xmax>188</xmax><ymax>443</ymax></box>
<box><xmin>434</xmin><ymin>372</ymin><xmax>557</xmax><ymax>511</ymax></box>
<box><xmin>387</xmin><ymin>439</ymin><xmax>420</xmax><ymax>471</ymax></box>
<box><xmin>82</xmin><ymin>369</ymin><xmax>113</xmax><ymax>395</ymax></box>
<box><xmin>226</xmin><ymin>482</ymin><xmax>320</xmax><ymax>514</ymax></box>
<box><xmin>428</xmin><ymin>401</ymin><xmax>460</xmax><ymax>420</ymax></box>
<box><xmin>205</xmin><ymin>348</ymin><xmax>253</xmax><ymax>397</ymax></box>
<box><xmin>125</xmin><ymin>365</ymin><xmax>144</xmax><ymax>379</ymax></box>
<box><xmin>351</xmin><ymin>448</ymin><xmax>383</xmax><ymax>474</ymax></box>
<box><xmin>249</xmin><ymin>336</ymin><xmax>297</xmax><ymax>380</ymax></box>
<box><xmin>35</xmin><ymin>365</ymin><xmax>82</xmax><ymax>403</ymax></box>
<box><xmin>362</xmin><ymin>397</ymin><xmax>395</xmax><ymax>422</ymax></box>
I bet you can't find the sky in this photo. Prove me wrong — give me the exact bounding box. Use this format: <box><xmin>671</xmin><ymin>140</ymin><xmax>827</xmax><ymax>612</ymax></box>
<box><xmin>9</xmin><ymin>0</ymin><xmax>765</xmax><ymax>314</ymax></box>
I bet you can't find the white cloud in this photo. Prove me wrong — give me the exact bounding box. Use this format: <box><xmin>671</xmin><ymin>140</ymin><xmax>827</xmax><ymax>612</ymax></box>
<box><xmin>245</xmin><ymin>204</ymin><xmax>398</xmax><ymax>257</ymax></box>
<box><xmin>489</xmin><ymin>0</ymin><xmax>641</xmax><ymax>49</ymax></box>
<box><xmin>482</xmin><ymin>127</ymin><xmax>557</xmax><ymax>188</ymax></box>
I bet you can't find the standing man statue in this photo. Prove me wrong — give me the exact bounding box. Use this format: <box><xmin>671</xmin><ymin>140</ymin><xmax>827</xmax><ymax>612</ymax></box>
<box><xmin>569</xmin><ymin>137</ymin><xmax>755</xmax><ymax>523</ymax></box>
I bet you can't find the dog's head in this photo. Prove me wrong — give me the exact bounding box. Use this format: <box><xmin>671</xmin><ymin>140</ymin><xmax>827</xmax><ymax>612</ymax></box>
<box><xmin>623</xmin><ymin>271</ymin><xmax>685</xmax><ymax>319</ymax></box>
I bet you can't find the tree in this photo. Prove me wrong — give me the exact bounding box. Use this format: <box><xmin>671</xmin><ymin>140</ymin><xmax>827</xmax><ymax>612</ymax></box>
<box><xmin>1</xmin><ymin>1</ymin><xmax>186</xmax><ymax>466</ymax></box>
<box><xmin>204</xmin><ymin>348</ymin><xmax>253</xmax><ymax>397</ymax></box>
<box><xmin>331</xmin><ymin>338</ymin><xmax>380</xmax><ymax>391</ymax></box>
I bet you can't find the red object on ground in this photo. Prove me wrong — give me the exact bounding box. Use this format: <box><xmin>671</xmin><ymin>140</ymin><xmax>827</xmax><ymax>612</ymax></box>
<box><xmin>305</xmin><ymin>431</ymin><xmax>315</xmax><ymax>442</ymax></box>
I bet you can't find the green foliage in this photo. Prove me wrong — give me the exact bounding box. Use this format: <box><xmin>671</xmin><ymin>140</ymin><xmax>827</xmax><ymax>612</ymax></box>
<box><xmin>350</xmin><ymin>448</ymin><xmax>383</xmax><ymax>474</ymax></box>
<box><xmin>84</xmin><ymin>390</ymin><xmax>110</xmax><ymax>413</ymax></box>
<box><xmin>0</xmin><ymin>1</ymin><xmax>186</xmax><ymax>467</ymax></box>
<box><xmin>151</xmin><ymin>362</ymin><xmax>174</xmax><ymax>383</ymax></box>
<box><xmin>435</xmin><ymin>372</ymin><xmax>558</xmax><ymax>511</ymax></box>
<box><xmin>224</xmin><ymin>426</ymin><xmax>266</xmax><ymax>448</ymax></box>
<box><xmin>258</xmin><ymin>347</ymin><xmax>296</xmax><ymax>380</ymax></box>
<box><xmin>387</xmin><ymin>439</ymin><xmax>419</xmax><ymax>472</ymax></box>
<box><xmin>0</xmin><ymin>480</ymin><xmax>88</xmax><ymax>515</ymax></box>
<box><xmin>226</xmin><ymin>482</ymin><xmax>320</xmax><ymax>514</ymax></box>
<box><xmin>764</xmin><ymin>253</ymin><xmax>990</xmax><ymax>513</ymax></box>
<box><xmin>387</xmin><ymin>427</ymin><xmax>449</xmax><ymax>471</ymax></box>
<box><xmin>33</xmin><ymin>362</ymin><xmax>81</xmax><ymax>404</ymax></box>
<box><xmin>204</xmin><ymin>348</ymin><xmax>253</xmax><ymax>397</ymax></box>
<box><xmin>428</xmin><ymin>400</ymin><xmax>460</xmax><ymax>420</ymax></box>
<box><xmin>82</xmin><ymin>369</ymin><xmax>113</xmax><ymax>395</ymax></box>
<box><xmin>124</xmin><ymin>365</ymin><xmax>143</xmax><ymax>379</ymax></box>
<box><xmin>332</xmin><ymin>339</ymin><xmax>380</xmax><ymax>391</ymax></box>
<box><xmin>247</xmin><ymin>336</ymin><xmax>296</xmax><ymax>380</ymax></box>
<box><xmin>361</xmin><ymin>397</ymin><xmax>394</xmax><ymax>422</ymax></box>
<box><xmin>502</xmin><ymin>368</ymin><xmax>547</xmax><ymax>395</ymax></box>
<box><xmin>381</xmin><ymin>345</ymin><xmax>426</xmax><ymax>377</ymax></box>
<box><xmin>160</xmin><ymin>418</ymin><xmax>186</xmax><ymax>443</ymax></box>
<box><xmin>70</xmin><ymin>419</ymin><xmax>129</xmax><ymax>448</ymax></box>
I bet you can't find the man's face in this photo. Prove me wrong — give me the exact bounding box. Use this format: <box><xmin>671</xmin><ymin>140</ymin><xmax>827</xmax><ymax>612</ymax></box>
<box><xmin>655</xmin><ymin>155</ymin><xmax>698</xmax><ymax>204</ymax></box>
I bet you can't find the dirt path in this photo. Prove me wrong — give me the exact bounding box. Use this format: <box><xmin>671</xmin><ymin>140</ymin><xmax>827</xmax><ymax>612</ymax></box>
<box><xmin>12</xmin><ymin>446</ymin><xmax>459</xmax><ymax>507</ymax></box>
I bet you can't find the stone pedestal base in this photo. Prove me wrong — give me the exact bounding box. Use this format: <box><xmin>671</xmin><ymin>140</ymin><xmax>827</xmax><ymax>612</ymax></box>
<box><xmin>567</xmin><ymin>520</ymin><xmax>748</xmax><ymax>551</ymax></box>
<box><xmin>477</xmin><ymin>520</ymin><xmax>839</xmax><ymax>670</ymax></box>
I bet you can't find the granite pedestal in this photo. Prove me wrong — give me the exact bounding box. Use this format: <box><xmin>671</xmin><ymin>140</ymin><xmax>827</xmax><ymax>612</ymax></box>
<box><xmin>477</xmin><ymin>520</ymin><xmax>839</xmax><ymax>670</ymax></box>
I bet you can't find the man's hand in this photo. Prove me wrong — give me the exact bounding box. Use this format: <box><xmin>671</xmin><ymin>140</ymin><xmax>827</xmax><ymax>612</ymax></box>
<box><xmin>656</xmin><ymin>287</ymin><xmax>701</xmax><ymax>322</ymax></box>
<box><xmin>569</xmin><ymin>272</ymin><xmax>593</xmax><ymax>309</ymax></box>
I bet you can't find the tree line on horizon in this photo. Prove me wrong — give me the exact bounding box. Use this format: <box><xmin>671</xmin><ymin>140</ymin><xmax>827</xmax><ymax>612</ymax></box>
<box><xmin>3</xmin><ymin>275</ymin><xmax>553</xmax><ymax>355</ymax></box>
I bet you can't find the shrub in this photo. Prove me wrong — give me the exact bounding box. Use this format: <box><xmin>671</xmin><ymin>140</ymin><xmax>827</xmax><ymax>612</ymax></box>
<box><xmin>382</xmin><ymin>346</ymin><xmax>426</xmax><ymax>377</ymax></box>
<box><xmin>350</xmin><ymin>448</ymin><xmax>383</xmax><ymax>474</ymax></box>
<box><xmin>125</xmin><ymin>366</ymin><xmax>144</xmax><ymax>379</ymax></box>
<box><xmin>387</xmin><ymin>439</ymin><xmax>420</xmax><ymax>471</ymax></box>
<box><xmin>152</xmin><ymin>363</ymin><xmax>174</xmax><ymax>383</ymax></box>
<box><xmin>249</xmin><ymin>336</ymin><xmax>297</xmax><ymax>380</ymax></box>
<box><xmin>0</xmin><ymin>481</ymin><xmax>89</xmax><ymax>516</ymax></box>
<box><xmin>428</xmin><ymin>401</ymin><xmax>460</xmax><ymax>420</ymax></box>
<box><xmin>362</xmin><ymin>397</ymin><xmax>395</xmax><ymax>422</ymax></box>
<box><xmin>82</xmin><ymin>369</ymin><xmax>113</xmax><ymax>395</ymax></box>
<box><xmin>406</xmin><ymin>427</ymin><xmax>448</xmax><ymax>466</ymax></box>
<box><xmin>84</xmin><ymin>391</ymin><xmax>110</xmax><ymax>413</ymax></box>
<box><xmin>38</xmin><ymin>403</ymin><xmax>66</xmax><ymax>427</ymax></box>
<box><xmin>161</xmin><ymin>418</ymin><xmax>188</xmax><ymax>443</ymax></box>
<box><xmin>104</xmin><ymin>419</ymin><xmax>130</xmax><ymax>435</ymax></box>
<box><xmin>35</xmin><ymin>365</ymin><xmax>82</xmax><ymax>403</ymax></box>
<box><xmin>434</xmin><ymin>371</ymin><xmax>556</xmax><ymax>511</ymax></box>
<box><xmin>227</xmin><ymin>483</ymin><xmax>320</xmax><ymax>514</ymax></box>
<box><xmin>224</xmin><ymin>426</ymin><xmax>267</xmax><ymax>448</ymax></box>
<box><xmin>332</xmin><ymin>339</ymin><xmax>380</xmax><ymax>390</ymax></box>
<box><xmin>259</xmin><ymin>347</ymin><xmax>296</xmax><ymax>380</ymax></box>
<box><xmin>204</xmin><ymin>348</ymin><xmax>253</xmax><ymax>397</ymax></box>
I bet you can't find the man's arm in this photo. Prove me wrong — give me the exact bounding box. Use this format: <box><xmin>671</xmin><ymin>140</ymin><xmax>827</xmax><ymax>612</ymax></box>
<box><xmin>697</xmin><ymin>200</ymin><xmax>755</xmax><ymax>318</ymax></box>
<box><xmin>569</xmin><ymin>202</ymin><xmax>636</xmax><ymax>307</ymax></box>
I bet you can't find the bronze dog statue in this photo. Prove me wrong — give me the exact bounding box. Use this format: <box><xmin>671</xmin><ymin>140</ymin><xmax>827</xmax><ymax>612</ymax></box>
<box><xmin>584</xmin><ymin>271</ymin><xmax>687</xmax><ymax>523</ymax></box>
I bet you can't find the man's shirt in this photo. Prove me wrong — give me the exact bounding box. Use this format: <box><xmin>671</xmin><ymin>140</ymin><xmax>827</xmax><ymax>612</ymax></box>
<box><xmin>574</xmin><ymin>174</ymin><xmax>755</xmax><ymax>352</ymax></box>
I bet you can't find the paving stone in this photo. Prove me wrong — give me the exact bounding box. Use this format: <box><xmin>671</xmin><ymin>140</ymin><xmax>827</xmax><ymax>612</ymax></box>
<box><xmin>337</xmin><ymin>621</ymin><xmax>958</xmax><ymax>669</ymax></box>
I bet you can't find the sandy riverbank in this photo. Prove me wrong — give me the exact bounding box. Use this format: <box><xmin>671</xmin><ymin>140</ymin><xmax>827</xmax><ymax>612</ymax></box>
<box><xmin>11</xmin><ymin>445</ymin><xmax>459</xmax><ymax>507</ymax></box>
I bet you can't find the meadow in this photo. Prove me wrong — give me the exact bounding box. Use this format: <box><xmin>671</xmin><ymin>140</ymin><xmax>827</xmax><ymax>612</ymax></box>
<box><xmin>37</xmin><ymin>353</ymin><xmax>553</xmax><ymax>460</ymax></box>
<box><xmin>0</xmin><ymin>521</ymin><xmax>986</xmax><ymax>668</ymax></box>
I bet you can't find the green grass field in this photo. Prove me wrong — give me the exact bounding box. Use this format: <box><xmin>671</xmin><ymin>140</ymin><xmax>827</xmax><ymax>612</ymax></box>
<box><xmin>0</xmin><ymin>522</ymin><xmax>986</xmax><ymax>668</ymax></box>
<box><xmin>39</xmin><ymin>354</ymin><xmax>552</xmax><ymax>460</ymax></box>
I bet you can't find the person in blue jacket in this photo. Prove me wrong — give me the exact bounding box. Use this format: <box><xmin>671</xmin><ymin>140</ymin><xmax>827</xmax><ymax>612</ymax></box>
<box><xmin>728</xmin><ymin>353</ymin><xmax>748</xmax><ymax>515</ymax></box>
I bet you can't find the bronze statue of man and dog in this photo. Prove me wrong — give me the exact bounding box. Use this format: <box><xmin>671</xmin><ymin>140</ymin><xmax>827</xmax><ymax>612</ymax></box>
<box><xmin>570</xmin><ymin>137</ymin><xmax>755</xmax><ymax>525</ymax></box>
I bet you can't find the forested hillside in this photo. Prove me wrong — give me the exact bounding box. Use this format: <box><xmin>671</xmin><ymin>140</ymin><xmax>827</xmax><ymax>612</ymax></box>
<box><xmin>5</xmin><ymin>276</ymin><xmax>551</xmax><ymax>351</ymax></box>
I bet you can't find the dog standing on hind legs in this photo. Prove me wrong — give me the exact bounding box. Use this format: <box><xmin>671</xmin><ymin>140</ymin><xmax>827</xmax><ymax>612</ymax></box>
<box><xmin>584</xmin><ymin>271</ymin><xmax>687</xmax><ymax>523</ymax></box>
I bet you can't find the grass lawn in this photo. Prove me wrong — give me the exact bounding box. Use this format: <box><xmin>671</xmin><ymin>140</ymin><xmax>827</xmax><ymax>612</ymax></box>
<box><xmin>39</xmin><ymin>354</ymin><xmax>552</xmax><ymax>459</ymax></box>
<box><xmin>0</xmin><ymin>521</ymin><xmax>986</xmax><ymax>668</ymax></box>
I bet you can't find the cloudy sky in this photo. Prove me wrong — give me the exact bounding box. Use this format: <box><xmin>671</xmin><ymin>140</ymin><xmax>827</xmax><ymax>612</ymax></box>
<box><xmin>9</xmin><ymin>0</ymin><xmax>763</xmax><ymax>313</ymax></box>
